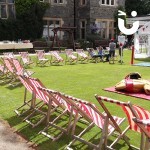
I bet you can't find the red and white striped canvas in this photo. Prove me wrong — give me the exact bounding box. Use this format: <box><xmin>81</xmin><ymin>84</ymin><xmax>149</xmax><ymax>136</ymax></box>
<box><xmin>76</xmin><ymin>49</ymin><xmax>88</xmax><ymax>58</ymax></box>
<box><xmin>3</xmin><ymin>58</ymin><xmax>14</xmax><ymax>73</ymax></box>
<box><xmin>122</xmin><ymin>105</ymin><xmax>150</xmax><ymax>132</ymax></box>
<box><xmin>0</xmin><ymin>65</ymin><xmax>4</xmax><ymax>72</ymax></box>
<box><xmin>27</xmin><ymin>77</ymin><xmax>49</xmax><ymax>103</ymax></box>
<box><xmin>3</xmin><ymin>52</ymin><xmax>14</xmax><ymax>58</ymax></box>
<box><xmin>96</xmin><ymin>95</ymin><xmax>150</xmax><ymax>133</ymax></box>
<box><xmin>51</xmin><ymin>51</ymin><xmax>63</xmax><ymax>61</ymax></box>
<box><xmin>20</xmin><ymin>52</ymin><xmax>30</xmax><ymax>63</ymax></box>
<box><xmin>12</xmin><ymin>58</ymin><xmax>24</xmax><ymax>75</ymax></box>
<box><xmin>38</xmin><ymin>87</ymin><xmax>63</xmax><ymax>107</ymax></box>
<box><xmin>26</xmin><ymin>77</ymin><xmax>62</xmax><ymax>108</ymax></box>
<box><xmin>36</xmin><ymin>50</ymin><xmax>45</xmax><ymax>60</ymax></box>
<box><xmin>65</xmin><ymin>49</ymin><xmax>77</xmax><ymax>60</ymax></box>
<box><xmin>18</xmin><ymin>76</ymin><xmax>33</xmax><ymax>94</ymax></box>
<box><xmin>80</xmin><ymin>102</ymin><xmax>123</xmax><ymax>133</ymax></box>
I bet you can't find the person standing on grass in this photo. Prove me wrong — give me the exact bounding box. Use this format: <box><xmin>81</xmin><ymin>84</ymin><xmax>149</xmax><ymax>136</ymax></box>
<box><xmin>118</xmin><ymin>32</ymin><xmax>125</xmax><ymax>63</ymax></box>
<box><xmin>109</xmin><ymin>39</ymin><xmax>116</xmax><ymax>63</ymax></box>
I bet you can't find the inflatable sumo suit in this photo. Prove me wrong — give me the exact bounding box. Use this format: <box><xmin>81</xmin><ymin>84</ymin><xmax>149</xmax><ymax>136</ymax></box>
<box><xmin>115</xmin><ymin>72</ymin><xmax>150</xmax><ymax>95</ymax></box>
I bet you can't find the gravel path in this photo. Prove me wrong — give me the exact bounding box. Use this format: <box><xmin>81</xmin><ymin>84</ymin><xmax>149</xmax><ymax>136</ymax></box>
<box><xmin>0</xmin><ymin>119</ymin><xmax>34</xmax><ymax>150</ymax></box>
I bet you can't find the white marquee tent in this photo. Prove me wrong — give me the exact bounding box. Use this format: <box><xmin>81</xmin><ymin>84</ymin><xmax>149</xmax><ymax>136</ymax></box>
<box><xmin>134</xmin><ymin>21</ymin><xmax>150</xmax><ymax>58</ymax></box>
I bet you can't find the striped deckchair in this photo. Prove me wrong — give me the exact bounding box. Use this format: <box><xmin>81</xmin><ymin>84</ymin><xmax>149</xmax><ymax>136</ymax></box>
<box><xmin>65</xmin><ymin>49</ymin><xmax>77</xmax><ymax>64</ymax></box>
<box><xmin>132</xmin><ymin>118</ymin><xmax>150</xmax><ymax>150</ymax></box>
<box><xmin>0</xmin><ymin>58</ymin><xmax>9</xmax><ymax>81</ymax></box>
<box><xmin>76</xmin><ymin>49</ymin><xmax>89</xmax><ymax>63</ymax></box>
<box><xmin>35</xmin><ymin>50</ymin><xmax>49</xmax><ymax>66</ymax></box>
<box><xmin>86</xmin><ymin>48</ymin><xmax>99</xmax><ymax>63</ymax></box>
<box><xmin>133</xmin><ymin>117</ymin><xmax>150</xmax><ymax>150</ymax></box>
<box><xmin>11</xmin><ymin>58</ymin><xmax>34</xmax><ymax>77</ymax></box>
<box><xmin>38</xmin><ymin>90</ymin><xmax>91</xmax><ymax>141</ymax></box>
<box><xmin>20</xmin><ymin>76</ymin><xmax>64</xmax><ymax>128</ymax></box>
<box><xmin>3</xmin><ymin>52</ymin><xmax>15</xmax><ymax>58</ymax></box>
<box><xmin>14</xmin><ymin>75</ymin><xmax>34</xmax><ymax>116</ymax></box>
<box><xmin>38</xmin><ymin>88</ymin><xmax>75</xmax><ymax>141</ymax></box>
<box><xmin>1</xmin><ymin>57</ymin><xmax>18</xmax><ymax>85</ymax></box>
<box><xmin>57</xmin><ymin>94</ymin><xmax>128</xmax><ymax>150</ymax></box>
<box><xmin>49</xmin><ymin>51</ymin><xmax>64</xmax><ymax>65</ymax></box>
<box><xmin>19</xmin><ymin>52</ymin><xmax>34</xmax><ymax>67</ymax></box>
<box><xmin>95</xmin><ymin>95</ymin><xmax>150</xmax><ymax>150</ymax></box>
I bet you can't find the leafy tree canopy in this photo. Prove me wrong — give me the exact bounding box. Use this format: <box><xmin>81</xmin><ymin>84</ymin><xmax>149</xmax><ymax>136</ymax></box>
<box><xmin>0</xmin><ymin>0</ymin><xmax>49</xmax><ymax>41</ymax></box>
<box><xmin>125</xmin><ymin>0</ymin><xmax>150</xmax><ymax>16</ymax></box>
<box><xmin>114</xmin><ymin>5</ymin><xmax>126</xmax><ymax>36</ymax></box>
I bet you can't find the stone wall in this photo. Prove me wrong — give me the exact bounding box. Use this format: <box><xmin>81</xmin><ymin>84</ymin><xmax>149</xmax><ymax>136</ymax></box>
<box><xmin>44</xmin><ymin>0</ymin><xmax>75</xmax><ymax>27</ymax></box>
<box><xmin>43</xmin><ymin>0</ymin><xmax>125</xmax><ymax>40</ymax></box>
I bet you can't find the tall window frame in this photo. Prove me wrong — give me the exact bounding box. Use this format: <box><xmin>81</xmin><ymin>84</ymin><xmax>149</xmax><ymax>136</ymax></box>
<box><xmin>53</xmin><ymin>0</ymin><xmax>64</xmax><ymax>4</ymax></box>
<box><xmin>80</xmin><ymin>20</ymin><xmax>86</xmax><ymax>39</ymax></box>
<box><xmin>80</xmin><ymin>0</ymin><xmax>86</xmax><ymax>6</ymax></box>
<box><xmin>101</xmin><ymin>0</ymin><xmax>116</xmax><ymax>6</ymax></box>
<box><xmin>43</xmin><ymin>18</ymin><xmax>63</xmax><ymax>40</ymax></box>
<box><xmin>96</xmin><ymin>19</ymin><xmax>114</xmax><ymax>39</ymax></box>
<box><xmin>0</xmin><ymin>0</ymin><xmax>15</xmax><ymax>19</ymax></box>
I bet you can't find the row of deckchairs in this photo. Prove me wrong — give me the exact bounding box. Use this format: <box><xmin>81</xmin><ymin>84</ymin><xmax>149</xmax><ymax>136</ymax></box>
<box><xmin>0</xmin><ymin>54</ymin><xmax>34</xmax><ymax>86</ymax></box>
<box><xmin>1</xmin><ymin>49</ymin><xmax>104</xmax><ymax>68</ymax></box>
<box><xmin>14</xmin><ymin>75</ymin><xmax>150</xmax><ymax>150</ymax></box>
<box><xmin>36</xmin><ymin>49</ymin><xmax>89</xmax><ymax>66</ymax></box>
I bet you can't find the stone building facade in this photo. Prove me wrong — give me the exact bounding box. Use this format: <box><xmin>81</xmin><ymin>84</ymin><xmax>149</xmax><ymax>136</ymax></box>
<box><xmin>41</xmin><ymin>0</ymin><xmax>125</xmax><ymax>40</ymax></box>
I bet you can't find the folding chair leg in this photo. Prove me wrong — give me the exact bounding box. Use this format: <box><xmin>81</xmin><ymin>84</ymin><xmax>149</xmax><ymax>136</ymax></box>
<box><xmin>14</xmin><ymin>99</ymin><xmax>32</xmax><ymax>116</ymax></box>
<box><xmin>39</xmin><ymin>109</ymin><xmax>68</xmax><ymax>139</ymax></box>
<box><xmin>67</xmin><ymin>122</ymin><xmax>95</xmax><ymax>149</ymax></box>
<box><xmin>98</xmin><ymin>117</ymin><xmax>109</xmax><ymax>150</ymax></box>
<box><xmin>144</xmin><ymin>137</ymin><xmax>150</xmax><ymax>150</ymax></box>
<box><xmin>109</xmin><ymin>126</ymin><xmax>131</xmax><ymax>149</ymax></box>
<box><xmin>140</xmin><ymin>132</ymin><xmax>146</xmax><ymax>150</ymax></box>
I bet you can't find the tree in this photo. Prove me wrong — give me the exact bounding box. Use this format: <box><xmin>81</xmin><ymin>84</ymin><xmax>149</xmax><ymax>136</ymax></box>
<box><xmin>114</xmin><ymin>5</ymin><xmax>126</xmax><ymax>37</ymax></box>
<box><xmin>0</xmin><ymin>0</ymin><xmax>49</xmax><ymax>41</ymax></box>
<box><xmin>15</xmin><ymin>0</ymin><xmax>49</xmax><ymax>40</ymax></box>
<box><xmin>125</xmin><ymin>0</ymin><xmax>150</xmax><ymax>16</ymax></box>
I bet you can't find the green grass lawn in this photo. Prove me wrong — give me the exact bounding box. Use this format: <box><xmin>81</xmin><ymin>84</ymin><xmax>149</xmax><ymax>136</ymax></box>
<box><xmin>0</xmin><ymin>49</ymin><xmax>150</xmax><ymax>150</ymax></box>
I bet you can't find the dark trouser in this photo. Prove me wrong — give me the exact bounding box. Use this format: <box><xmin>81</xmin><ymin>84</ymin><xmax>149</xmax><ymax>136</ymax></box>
<box><xmin>92</xmin><ymin>55</ymin><xmax>103</xmax><ymax>59</ymax></box>
<box><xmin>109</xmin><ymin>50</ymin><xmax>115</xmax><ymax>57</ymax></box>
<box><xmin>119</xmin><ymin>47</ymin><xmax>123</xmax><ymax>56</ymax></box>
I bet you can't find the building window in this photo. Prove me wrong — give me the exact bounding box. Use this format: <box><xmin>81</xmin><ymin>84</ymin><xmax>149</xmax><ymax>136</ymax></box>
<box><xmin>80</xmin><ymin>20</ymin><xmax>86</xmax><ymax>39</ymax></box>
<box><xmin>96</xmin><ymin>20</ymin><xmax>114</xmax><ymax>39</ymax></box>
<box><xmin>0</xmin><ymin>0</ymin><xmax>15</xmax><ymax>19</ymax></box>
<box><xmin>102</xmin><ymin>0</ymin><xmax>105</xmax><ymax>4</ymax></box>
<box><xmin>101</xmin><ymin>0</ymin><xmax>115</xmax><ymax>6</ymax></box>
<box><xmin>53</xmin><ymin>0</ymin><xmax>63</xmax><ymax>4</ymax></box>
<box><xmin>43</xmin><ymin>19</ymin><xmax>63</xmax><ymax>40</ymax></box>
<box><xmin>80</xmin><ymin>0</ymin><xmax>86</xmax><ymax>6</ymax></box>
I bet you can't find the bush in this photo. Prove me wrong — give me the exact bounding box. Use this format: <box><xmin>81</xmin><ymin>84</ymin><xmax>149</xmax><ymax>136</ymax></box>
<box><xmin>0</xmin><ymin>0</ymin><xmax>49</xmax><ymax>41</ymax></box>
<box><xmin>86</xmin><ymin>33</ymin><xmax>102</xmax><ymax>43</ymax></box>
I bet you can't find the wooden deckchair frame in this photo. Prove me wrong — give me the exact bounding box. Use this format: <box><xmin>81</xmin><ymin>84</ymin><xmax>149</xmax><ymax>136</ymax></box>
<box><xmin>14</xmin><ymin>75</ymin><xmax>36</xmax><ymax>116</ymax></box>
<box><xmin>76</xmin><ymin>49</ymin><xmax>89</xmax><ymax>63</ymax></box>
<box><xmin>0</xmin><ymin>58</ymin><xmax>10</xmax><ymax>81</ymax></box>
<box><xmin>38</xmin><ymin>88</ymin><xmax>75</xmax><ymax>141</ymax></box>
<box><xmin>65</xmin><ymin>49</ymin><xmax>77</xmax><ymax>64</ymax></box>
<box><xmin>10</xmin><ymin>57</ymin><xmax>34</xmax><ymax>77</ymax></box>
<box><xmin>132</xmin><ymin>118</ymin><xmax>150</xmax><ymax>150</ymax></box>
<box><xmin>35</xmin><ymin>50</ymin><xmax>50</xmax><ymax>66</ymax></box>
<box><xmin>95</xmin><ymin>94</ymin><xmax>150</xmax><ymax>150</ymax></box>
<box><xmin>19</xmin><ymin>51</ymin><xmax>34</xmax><ymax>67</ymax></box>
<box><xmin>58</xmin><ymin>93</ymin><xmax>127</xmax><ymax>150</ymax></box>
<box><xmin>20</xmin><ymin>76</ymin><xmax>65</xmax><ymax>128</ymax></box>
<box><xmin>1</xmin><ymin>57</ymin><xmax>20</xmax><ymax>86</ymax></box>
<box><xmin>87</xmin><ymin>48</ymin><xmax>99</xmax><ymax>63</ymax></box>
<box><xmin>49</xmin><ymin>51</ymin><xmax>64</xmax><ymax>65</ymax></box>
